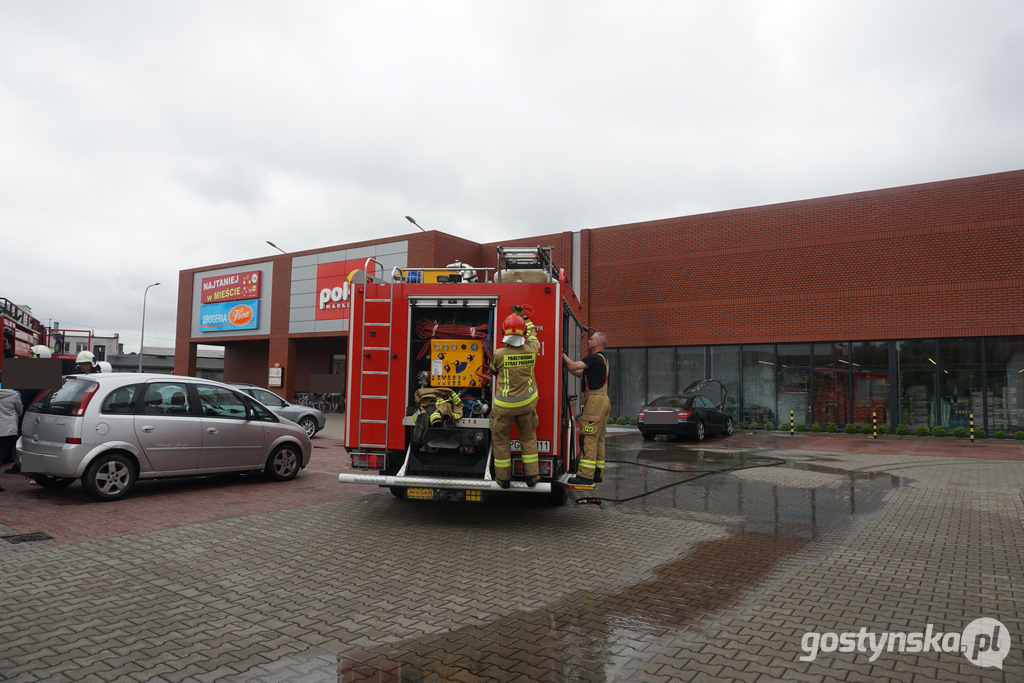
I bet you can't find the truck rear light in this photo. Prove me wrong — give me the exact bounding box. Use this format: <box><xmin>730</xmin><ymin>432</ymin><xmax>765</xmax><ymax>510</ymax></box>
<box><xmin>70</xmin><ymin>383</ymin><xmax>99</xmax><ymax>417</ymax></box>
<box><xmin>677</xmin><ymin>410</ymin><xmax>692</xmax><ymax>418</ymax></box>
<box><xmin>513</xmin><ymin>459</ymin><xmax>553</xmax><ymax>477</ymax></box>
<box><xmin>66</xmin><ymin>437</ymin><xmax>82</xmax><ymax>444</ymax></box>
<box><xmin>351</xmin><ymin>452</ymin><xmax>384</xmax><ymax>469</ymax></box>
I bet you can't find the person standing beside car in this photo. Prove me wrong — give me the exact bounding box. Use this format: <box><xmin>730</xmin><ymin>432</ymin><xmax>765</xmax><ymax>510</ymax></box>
<box><xmin>0</xmin><ymin>367</ymin><xmax>24</xmax><ymax>491</ymax></box>
<box><xmin>562</xmin><ymin>331</ymin><xmax>610</xmax><ymax>486</ymax></box>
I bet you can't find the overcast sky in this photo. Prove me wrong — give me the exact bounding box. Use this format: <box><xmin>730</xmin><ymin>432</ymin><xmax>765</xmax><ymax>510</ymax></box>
<box><xmin>1</xmin><ymin>1</ymin><xmax>1022</xmax><ymax>354</ymax></box>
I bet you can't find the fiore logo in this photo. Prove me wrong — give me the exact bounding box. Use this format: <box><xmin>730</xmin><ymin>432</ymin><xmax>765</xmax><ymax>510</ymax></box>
<box><xmin>229</xmin><ymin>305</ymin><xmax>254</xmax><ymax>326</ymax></box>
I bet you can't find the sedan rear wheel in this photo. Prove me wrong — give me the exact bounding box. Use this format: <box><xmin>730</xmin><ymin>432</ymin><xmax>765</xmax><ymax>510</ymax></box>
<box><xmin>83</xmin><ymin>453</ymin><xmax>137</xmax><ymax>502</ymax></box>
<box><xmin>695</xmin><ymin>421</ymin><xmax>705</xmax><ymax>441</ymax></box>
<box><xmin>298</xmin><ymin>417</ymin><xmax>317</xmax><ymax>438</ymax></box>
<box><xmin>724</xmin><ymin>418</ymin><xmax>734</xmax><ymax>436</ymax></box>
<box><xmin>265</xmin><ymin>444</ymin><xmax>301</xmax><ymax>481</ymax></box>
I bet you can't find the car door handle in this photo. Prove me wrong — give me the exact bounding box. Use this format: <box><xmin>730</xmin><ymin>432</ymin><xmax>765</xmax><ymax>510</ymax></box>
<box><xmin>141</xmin><ymin>426</ymin><xmax>154</xmax><ymax>433</ymax></box>
<box><xmin>206</xmin><ymin>428</ymin><xmax>218</xmax><ymax>434</ymax></box>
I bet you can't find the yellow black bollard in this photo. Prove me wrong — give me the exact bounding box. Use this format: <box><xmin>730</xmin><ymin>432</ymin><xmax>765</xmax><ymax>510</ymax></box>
<box><xmin>970</xmin><ymin>413</ymin><xmax>975</xmax><ymax>442</ymax></box>
<box><xmin>872</xmin><ymin>411</ymin><xmax>877</xmax><ymax>439</ymax></box>
<box><xmin>790</xmin><ymin>410</ymin><xmax>794</xmax><ymax>435</ymax></box>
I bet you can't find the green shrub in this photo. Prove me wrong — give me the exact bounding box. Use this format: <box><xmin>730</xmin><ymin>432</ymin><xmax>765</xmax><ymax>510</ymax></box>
<box><xmin>795</xmin><ymin>423</ymin><xmax>807</xmax><ymax>432</ymax></box>
<box><xmin>629</xmin><ymin>417</ymin><xmax>638</xmax><ymax>426</ymax></box>
<box><xmin>914</xmin><ymin>426</ymin><xmax>929</xmax><ymax>437</ymax></box>
<box><xmin>860</xmin><ymin>424</ymin><xmax>873</xmax><ymax>435</ymax></box>
<box><xmin>616</xmin><ymin>416</ymin><xmax>628</xmax><ymax>425</ymax></box>
<box><xmin>878</xmin><ymin>424</ymin><xmax>890</xmax><ymax>435</ymax></box>
<box><xmin>995</xmin><ymin>430</ymin><xmax>1007</xmax><ymax>439</ymax></box>
<box><xmin>953</xmin><ymin>426</ymin><xmax>967</xmax><ymax>438</ymax></box>
<box><xmin>1015</xmin><ymin>431</ymin><xmax>1024</xmax><ymax>440</ymax></box>
<box><xmin>607</xmin><ymin>417</ymin><xmax>616</xmax><ymax>424</ymax></box>
<box><xmin>973</xmin><ymin>428</ymin><xmax>986</xmax><ymax>439</ymax></box>
<box><xmin>811</xmin><ymin>423</ymin><xmax>823</xmax><ymax>433</ymax></box>
<box><xmin>932</xmin><ymin>426</ymin><xmax>946</xmax><ymax>438</ymax></box>
<box><xmin>826</xmin><ymin>422</ymin><xmax>838</xmax><ymax>433</ymax></box>
<box><xmin>845</xmin><ymin>423</ymin><xmax>857</xmax><ymax>434</ymax></box>
<box><xmin>736</xmin><ymin>422</ymin><xmax>746</xmax><ymax>430</ymax></box>
<box><xmin>895</xmin><ymin>424</ymin><xmax>907</xmax><ymax>435</ymax></box>
<box><xmin>763</xmin><ymin>421</ymin><xmax>774</xmax><ymax>431</ymax></box>
<box><xmin>747</xmin><ymin>422</ymin><xmax>759</xmax><ymax>430</ymax></box>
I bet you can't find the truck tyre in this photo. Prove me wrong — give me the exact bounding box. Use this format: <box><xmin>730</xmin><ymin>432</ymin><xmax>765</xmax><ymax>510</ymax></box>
<box><xmin>30</xmin><ymin>475</ymin><xmax>76</xmax><ymax>489</ymax></box>
<box><xmin>83</xmin><ymin>453</ymin><xmax>137</xmax><ymax>502</ymax></box>
<box><xmin>390</xmin><ymin>487</ymin><xmax>405</xmax><ymax>499</ymax></box>
<box><xmin>547</xmin><ymin>486</ymin><xmax>567</xmax><ymax>507</ymax></box>
<box><xmin>641</xmin><ymin>430</ymin><xmax>654</xmax><ymax>441</ymax></box>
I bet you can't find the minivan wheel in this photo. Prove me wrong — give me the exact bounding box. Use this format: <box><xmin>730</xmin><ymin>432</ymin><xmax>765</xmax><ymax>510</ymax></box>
<box><xmin>266</xmin><ymin>444</ymin><xmax>301</xmax><ymax>481</ymax></box>
<box><xmin>83</xmin><ymin>453</ymin><xmax>136</xmax><ymax>502</ymax></box>
<box><xmin>30</xmin><ymin>475</ymin><xmax>76</xmax><ymax>489</ymax></box>
<box><xmin>298</xmin><ymin>417</ymin><xmax>317</xmax><ymax>438</ymax></box>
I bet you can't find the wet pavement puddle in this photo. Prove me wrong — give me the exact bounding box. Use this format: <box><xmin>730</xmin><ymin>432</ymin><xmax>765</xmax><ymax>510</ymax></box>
<box><xmin>265</xmin><ymin>439</ymin><xmax>912</xmax><ymax>682</ymax></box>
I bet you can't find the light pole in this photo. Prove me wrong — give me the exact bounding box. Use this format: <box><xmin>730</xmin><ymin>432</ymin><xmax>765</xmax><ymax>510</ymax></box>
<box><xmin>139</xmin><ymin>282</ymin><xmax>160</xmax><ymax>373</ymax></box>
<box><xmin>405</xmin><ymin>216</ymin><xmax>427</xmax><ymax>232</ymax></box>
<box><xmin>266</xmin><ymin>241</ymin><xmax>287</xmax><ymax>254</ymax></box>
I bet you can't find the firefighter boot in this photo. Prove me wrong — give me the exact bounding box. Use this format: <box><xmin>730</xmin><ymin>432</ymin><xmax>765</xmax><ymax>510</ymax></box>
<box><xmin>567</xmin><ymin>474</ymin><xmax>593</xmax><ymax>486</ymax></box>
<box><xmin>526</xmin><ymin>475</ymin><xmax>540</xmax><ymax>488</ymax></box>
<box><xmin>594</xmin><ymin>469</ymin><xmax>603</xmax><ymax>483</ymax></box>
<box><xmin>497</xmin><ymin>479</ymin><xmax>510</xmax><ymax>489</ymax></box>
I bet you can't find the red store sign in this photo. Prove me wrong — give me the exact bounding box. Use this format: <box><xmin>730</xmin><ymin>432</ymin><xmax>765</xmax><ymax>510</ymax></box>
<box><xmin>200</xmin><ymin>270</ymin><xmax>262</xmax><ymax>305</ymax></box>
<box><xmin>315</xmin><ymin>260</ymin><xmax>365</xmax><ymax>321</ymax></box>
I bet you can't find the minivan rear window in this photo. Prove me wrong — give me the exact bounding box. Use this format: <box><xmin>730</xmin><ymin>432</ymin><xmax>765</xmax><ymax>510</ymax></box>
<box><xmin>27</xmin><ymin>378</ymin><xmax>98</xmax><ymax>416</ymax></box>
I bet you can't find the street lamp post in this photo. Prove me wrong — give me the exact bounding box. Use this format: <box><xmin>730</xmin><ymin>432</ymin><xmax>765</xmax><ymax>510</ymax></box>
<box><xmin>266</xmin><ymin>241</ymin><xmax>287</xmax><ymax>254</ymax></box>
<box><xmin>139</xmin><ymin>282</ymin><xmax>160</xmax><ymax>373</ymax></box>
<box><xmin>405</xmin><ymin>216</ymin><xmax>427</xmax><ymax>232</ymax></box>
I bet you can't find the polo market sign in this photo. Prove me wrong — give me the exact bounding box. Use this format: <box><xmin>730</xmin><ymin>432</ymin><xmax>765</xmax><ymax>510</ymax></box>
<box><xmin>199</xmin><ymin>300</ymin><xmax>260</xmax><ymax>332</ymax></box>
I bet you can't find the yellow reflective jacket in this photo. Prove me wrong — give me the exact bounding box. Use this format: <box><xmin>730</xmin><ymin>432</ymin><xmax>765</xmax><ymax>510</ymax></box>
<box><xmin>491</xmin><ymin>319</ymin><xmax>540</xmax><ymax>409</ymax></box>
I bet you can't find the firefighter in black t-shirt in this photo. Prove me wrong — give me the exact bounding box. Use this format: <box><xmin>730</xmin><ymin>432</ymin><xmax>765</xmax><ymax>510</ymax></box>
<box><xmin>562</xmin><ymin>331</ymin><xmax>610</xmax><ymax>485</ymax></box>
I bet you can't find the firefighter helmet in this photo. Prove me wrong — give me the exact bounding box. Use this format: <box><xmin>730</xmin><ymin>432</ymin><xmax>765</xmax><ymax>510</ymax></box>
<box><xmin>97</xmin><ymin>361</ymin><xmax>113</xmax><ymax>373</ymax></box>
<box><xmin>30</xmin><ymin>345</ymin><xmax>52</xmax><ymax>358</ymax></box>
<box><xmin>501</xmin><ymin>313</ymin><xmax>526</xmax><ymax>347</ymax></box>
<box><xmin>76</xmin><ymin>350</ymin><xmax>96</xmax><ymax>366</ymax></box>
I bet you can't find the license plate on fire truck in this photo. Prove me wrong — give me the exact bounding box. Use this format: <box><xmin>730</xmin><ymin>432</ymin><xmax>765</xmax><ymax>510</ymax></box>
<box><xmin>511</xmin><ymin>440</ymin><xmax>550</xmax><ymax>453</ymax></box>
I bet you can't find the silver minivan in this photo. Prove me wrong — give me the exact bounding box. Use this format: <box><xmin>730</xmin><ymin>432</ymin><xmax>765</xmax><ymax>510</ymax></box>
<box><xmin>16</xmin><ymin>373</ymin><xmax>312</xmax><ymax>501</ymax></box>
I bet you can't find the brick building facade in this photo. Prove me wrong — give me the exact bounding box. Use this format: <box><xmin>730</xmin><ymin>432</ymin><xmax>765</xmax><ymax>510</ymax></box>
<box><xmin>176</xmin><ymin>169</ymin><xmax>1024</xmax><ymax>432</ymax></box>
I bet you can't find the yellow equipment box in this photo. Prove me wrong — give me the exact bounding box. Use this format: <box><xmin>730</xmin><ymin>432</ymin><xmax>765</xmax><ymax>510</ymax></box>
<box><xmin>430</xmin><ymin>339</ymin><xmax>485</xmax><ymax>388</ymax></box>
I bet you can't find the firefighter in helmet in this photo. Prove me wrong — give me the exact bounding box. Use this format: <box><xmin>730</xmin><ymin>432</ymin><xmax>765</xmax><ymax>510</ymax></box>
<box><xmin>29</xmin><ymin>345</ymin><xmax>52</xmax><ymax>358</ymax></box>
<box><xmin>75</xmin><ymin>350</ymin><xmax>100</xmax><ymax>374</ymax></box>
<box><xmin>489</xmin><ymin>305</ymin><xmax>541</xmax><ymax>488</ymax></box>
<box><xmin>562</xmin><ymin>330</ymin><xmax>610</xmax><ymax>485</ymax></box>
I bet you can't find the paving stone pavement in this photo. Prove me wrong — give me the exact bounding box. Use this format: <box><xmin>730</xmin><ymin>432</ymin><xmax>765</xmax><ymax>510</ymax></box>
<box><xmin>1</xmin><ymin>432</ymin><xmax>1022</xmax><ymax>682</ymax></box>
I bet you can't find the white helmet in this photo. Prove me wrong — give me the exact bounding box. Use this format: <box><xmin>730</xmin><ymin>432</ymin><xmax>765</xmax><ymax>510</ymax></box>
<box><xmin>97</xmin><ymin>361</ymin><xmax>113</xmax><ymax>373</ymax></box>
<box><xmin>30</xmin><ymin>345</ymin><xmax>52</xmax><ymax>358</ymax></box>
<box><xmin>76</xmin><ymin>350</ymin><xmax>96</xmax><ymax>365</ymax></box>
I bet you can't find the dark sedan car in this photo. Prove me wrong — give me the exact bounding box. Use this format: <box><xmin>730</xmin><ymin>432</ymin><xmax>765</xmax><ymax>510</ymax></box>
<box><xmin>637</xmin><ymin>380</ymin><xmax>733</xmax><ymax>441</ymax></box>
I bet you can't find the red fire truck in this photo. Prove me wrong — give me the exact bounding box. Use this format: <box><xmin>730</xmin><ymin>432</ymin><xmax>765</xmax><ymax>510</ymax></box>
<box><xmin>338</xmin><ymin>246</ymin><xmax>590</xmax><ymax>505</ymax></box>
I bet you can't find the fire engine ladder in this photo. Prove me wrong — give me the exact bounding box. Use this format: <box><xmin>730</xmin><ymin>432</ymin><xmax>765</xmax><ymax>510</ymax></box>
<box><xmin>356</xmin><ymin>258</ymin><xmax>394</xmax><ymax>450</ymax></box>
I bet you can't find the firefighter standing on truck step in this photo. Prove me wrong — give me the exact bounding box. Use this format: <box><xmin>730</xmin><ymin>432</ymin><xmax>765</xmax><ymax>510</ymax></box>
<box><xmin>489</xmin><ymin>305</ymin><xmax>541</xmax><ymax>489</ymax></box>
<box><xmin>563</xmin><ymin>331</ymin><xmax>610</xmax><ymax>485</ymax></box>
